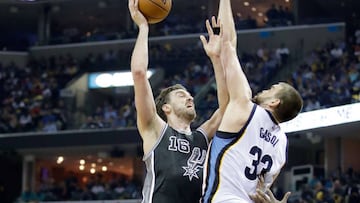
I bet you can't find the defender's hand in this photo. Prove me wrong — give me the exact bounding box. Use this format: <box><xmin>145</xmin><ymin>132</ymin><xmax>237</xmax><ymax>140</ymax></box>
<box><xmin>200</xmin><ymin>16</ymin><xmax>222</xmax><ymax>59</ymax></box>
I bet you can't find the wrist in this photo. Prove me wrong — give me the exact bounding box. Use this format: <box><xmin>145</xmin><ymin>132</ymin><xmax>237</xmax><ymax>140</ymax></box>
<box><xmin>210</xmin><ymin>55</ymin><xmax>221</xmax><ymax>62</ymax></box>
<box><xmin>139</xmin><ymin>23</ymin><xmax>149</xmax><ymax>30</ymax></box>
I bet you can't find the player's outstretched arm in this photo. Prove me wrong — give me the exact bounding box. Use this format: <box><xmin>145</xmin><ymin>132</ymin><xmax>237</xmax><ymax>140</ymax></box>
<box><xmin>218</xmin><ymin>30</ymin><xmax>253</xmax><ymax>132</ymax></box>
<box><xmin>129</xmin><ymin>0</ymin><xmax>164</xmax><ymax>148</ymax></box>
<box><xmin>217</xmin><ymin>0</ymin><xmax>236</xmax><ymax>48</ymax></box>
<box><xmin>199</xmin><ymin>17</ymin><xmax>229</xmax><ymax>139</ymax></box>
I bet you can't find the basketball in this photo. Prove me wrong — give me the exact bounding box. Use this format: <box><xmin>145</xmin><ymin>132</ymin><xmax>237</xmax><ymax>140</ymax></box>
<box><xmin>138</xmin><ymin>0</ymin><xmax>172</xmax><ymax>24</ymax></box>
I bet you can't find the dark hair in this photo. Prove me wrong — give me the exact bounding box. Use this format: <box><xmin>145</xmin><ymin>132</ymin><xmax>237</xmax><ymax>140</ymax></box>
<box><xmin>155</xmin><ymin>84</ymin><xmax>187</xmax><ymax>122</ymax></box>
<box><xmin>274</xmin><ymin>82</ymin><xmax>303</xmax><ymax>122</ymax></box>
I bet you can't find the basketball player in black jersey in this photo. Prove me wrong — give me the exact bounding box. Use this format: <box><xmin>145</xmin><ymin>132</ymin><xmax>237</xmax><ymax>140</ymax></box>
<box><xmin>128</xmin><ymin>0</ymin><xmax>227</xmax><ymax>202</ymax></box>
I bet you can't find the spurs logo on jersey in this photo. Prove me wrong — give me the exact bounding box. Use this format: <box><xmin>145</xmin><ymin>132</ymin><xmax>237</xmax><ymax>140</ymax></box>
<box><xmin>182</xmin><ymin>147</ymin><xmax>206</xmax><ymax>181</ymax></box>
<box><xmin>168</xmin><ymin>135</ymin><xmax>206</xmax><ymax>181</ymax></box>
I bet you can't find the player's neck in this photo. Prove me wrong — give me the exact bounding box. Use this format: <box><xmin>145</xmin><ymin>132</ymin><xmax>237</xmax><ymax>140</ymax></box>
<box><xmin>262</xmin><ymin>106</ymin><xmax>281</xmax><ymax>123</ymax></box>
<box><xmin>168</xmin><ymin>117</ymin><xmax>192</xmax><ymax>134</ymax></box>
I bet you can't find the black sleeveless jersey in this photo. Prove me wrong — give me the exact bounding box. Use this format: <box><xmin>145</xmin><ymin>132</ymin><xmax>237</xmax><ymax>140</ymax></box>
<box><xmin>141</xmin><ymin>124</ymin><xmax>209</xmax><ymax>203</ymax></box>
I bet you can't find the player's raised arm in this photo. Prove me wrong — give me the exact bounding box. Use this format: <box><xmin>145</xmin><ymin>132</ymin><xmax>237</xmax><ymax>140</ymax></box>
<box><xmin>218</xmin><ymin>0</ymin><xmax>237</xmax><ymax>48</ymax></box>
<box><xmin>218</xmin><ymin>28</ymin><xmax>253</xmax><ymax>132</ymax></box>
<box><xmin>217</xmin><ymin>0</ymin><xmax>251</xmax><ymax>102</ymax></box>
<box><xmin>199</xmin><ymin>17</ymin><xmax>228</xmax><ymax>139</ymax></box>
<box><xmin>129</xmin><ymin>0</ymin><xmax>164</xmax><ymax>146</ymax></box>
<box><xmin>221</xmin><ymin>38</ymin><xmax>252</xmax><ymax>103</ymax></box>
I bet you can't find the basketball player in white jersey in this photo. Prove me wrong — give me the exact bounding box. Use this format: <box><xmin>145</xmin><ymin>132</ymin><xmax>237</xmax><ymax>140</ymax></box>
<box><xmin>201</xmin><ymin>0</ymin><xmax>303</xmax><ymax>202</ymax></box>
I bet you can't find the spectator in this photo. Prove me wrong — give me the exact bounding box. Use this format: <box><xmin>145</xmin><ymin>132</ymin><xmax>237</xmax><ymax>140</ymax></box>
<box><xmin>347</xmin><ymin>185</ymin><xmax>360</xmax><ymax>203</ymax></box>
<box><xmin>284</xmin><ymin>7</ymin><xmax>295</xmax><ymax>25</ymax></box>
<box><xmin>266</xmin><ymin>4</ymin><xmax>279</xmax><ymax>27</ymax></box>
<box><xmin>80</xmin><ymin>116</ymin><xmax>103</xmax><ymax>129</ymax></box>
<box><xmin>276</xmin><ymin>43</ymin><xmax>290</xmax><ymax>65</ymax></box>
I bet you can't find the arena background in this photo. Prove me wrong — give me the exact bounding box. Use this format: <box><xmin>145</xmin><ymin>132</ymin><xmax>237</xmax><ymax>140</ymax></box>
<box><xmin>0</xmin><ymin>0</ymin><xmax>359</xmax><ymax>203</ymax></box>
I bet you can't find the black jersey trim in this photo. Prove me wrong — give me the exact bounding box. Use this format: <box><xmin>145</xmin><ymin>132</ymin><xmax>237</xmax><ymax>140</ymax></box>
<box><xmin>215</xmin><ymin>131</ymin><xmax>237</xmax><ymax>139</ymax></box>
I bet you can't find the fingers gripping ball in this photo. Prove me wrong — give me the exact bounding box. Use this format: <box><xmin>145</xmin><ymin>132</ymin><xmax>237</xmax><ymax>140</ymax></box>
<box><xmin>138</xmin><ymin>0</ymin><xmax>172</xmax><ymax>24</ymax></box>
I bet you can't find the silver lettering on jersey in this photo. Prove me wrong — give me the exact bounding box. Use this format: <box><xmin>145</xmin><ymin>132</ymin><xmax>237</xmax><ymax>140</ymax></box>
<box><xmin>260</xmin><ymin>127</ymin><xmax>279</xmax><ymax>147</ymax></box>
<box><xmin>168</xmin><ymin>136</ymin><xmax>190</xmax><ymax>153</ymax></box>
<box><xmin>182</xmin><ymin>147</ymin><xmax>206</xmax><ymax>181</ymax></box>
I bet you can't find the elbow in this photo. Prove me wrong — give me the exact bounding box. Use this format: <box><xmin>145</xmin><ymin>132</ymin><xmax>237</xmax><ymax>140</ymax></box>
<box><xmin>246</xmin><ymin>89</ymin><xmax>252</xmax><ymax>100</ymax></box>
<box><xmin>132</xmin><ymin>68</ymin><xmax>147</xmax><ymax>80</ymax></box>
<box><xmin>218</xmin><ymin>104</ymin><xmax>227</xmax><ymax>117</ymax></box>
<box><xmin>213</xmin><ymin>109</ymin><xmax>224</xmax><ymax>123</ymax></box>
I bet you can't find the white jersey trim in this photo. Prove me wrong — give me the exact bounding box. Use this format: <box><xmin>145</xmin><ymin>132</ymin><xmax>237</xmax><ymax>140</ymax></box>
<box><xmin>141</xmin><ymin>153</ymin><xmax>155</xmax><ymax>203</ymax></box>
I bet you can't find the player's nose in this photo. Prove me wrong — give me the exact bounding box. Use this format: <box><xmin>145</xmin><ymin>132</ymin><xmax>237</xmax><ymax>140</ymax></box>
<box><xmin>187</xmin><ymin>95</ymin><xmax>194</xmax><ymax>101</ymax></box>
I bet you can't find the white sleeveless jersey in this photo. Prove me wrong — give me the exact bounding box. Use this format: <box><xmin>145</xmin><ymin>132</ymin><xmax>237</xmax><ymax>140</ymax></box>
<box><xmin>201</xmin><ymin>104</ymin><xmax>288</xmax><ymax>203</ymax></box>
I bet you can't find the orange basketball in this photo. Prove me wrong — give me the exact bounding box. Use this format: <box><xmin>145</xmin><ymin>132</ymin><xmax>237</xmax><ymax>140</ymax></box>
<box><xmin>138</xmin><ymin>0</ymin><xmax>172</xmax><ymax>24</ymax></box>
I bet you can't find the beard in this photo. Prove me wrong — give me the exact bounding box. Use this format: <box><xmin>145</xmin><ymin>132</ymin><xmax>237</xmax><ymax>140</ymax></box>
<box><xmin>174</xmin><ymin>106</ymin><xmax>196</xmax><ymax>122</ymax></box>
<box><xmin>253</xmin><ymin>91</ymin><xmax>275</xmax><ymax>106</ymax></box>
<box><xmin>252</xmin><ymin>93</ymin><xmax>266</xmax><ymax>105</ymax></box>
<box><xmin>252</xmin><ymin>94</ymin><xmax>260</xmax><ymax>104</ymax></box>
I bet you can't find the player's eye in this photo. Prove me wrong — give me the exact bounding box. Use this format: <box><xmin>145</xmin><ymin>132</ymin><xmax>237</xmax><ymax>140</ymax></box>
<box><xmin>177</xmin><ymin>92</ymin><xmax>185</xmax><ymax>97</ymax></box>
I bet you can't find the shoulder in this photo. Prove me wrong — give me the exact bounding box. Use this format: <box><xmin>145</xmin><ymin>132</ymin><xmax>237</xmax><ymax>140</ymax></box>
<box><xmin>253</xmin><ymin>105</ymin><xmax>278</xmax><ymax>124</ymax></box>
<box><xmin>193</xmin><ymin>128</ymin><xmax>210</xmax><ymax>146</ymax></box>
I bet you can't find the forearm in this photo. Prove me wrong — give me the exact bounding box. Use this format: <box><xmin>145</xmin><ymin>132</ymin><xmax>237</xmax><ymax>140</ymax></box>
<box><xmin>218</xmin><ymin>0</ymin><xmax>237</xmax><ymax>48</ymax></box>
<box><xmin>222</xmin><ymin>42</ymin><xmax>252</xmax><ymax>101</ymax></box>
<box><xmin>131</xmin><ymin>25</ymin><xmax>149</xmax><ymax>72</ymax></box>
<box><xmin>211</xmin><ymin>56</ymin><xmax>229</xmax><ymax>113</ymax></box>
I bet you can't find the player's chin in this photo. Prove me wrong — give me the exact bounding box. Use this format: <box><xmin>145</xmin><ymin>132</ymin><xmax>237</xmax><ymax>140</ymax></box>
<box><xmin>187</xmin><ymin>111</ymin><xmax>196</xmax><ymax>120</ymax></box>
<box><xmin>252</xmin><ymin>96</ymin><xmax>258</xmax><ymax>103</ymax></box>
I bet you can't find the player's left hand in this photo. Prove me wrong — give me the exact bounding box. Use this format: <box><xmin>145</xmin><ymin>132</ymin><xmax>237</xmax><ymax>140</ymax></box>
<box><xmin>200</xmin><ymin>16</ymin><xmax>222</xmax><ymax>59</ymax></box>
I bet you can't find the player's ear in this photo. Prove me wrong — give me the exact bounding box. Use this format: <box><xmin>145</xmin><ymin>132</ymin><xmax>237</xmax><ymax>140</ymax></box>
<box><xmin>162</xmin><ymin>103</ymin><xmax>171</xmax><ymax>113</ymax></box>
<box><xmin>268</xmin><ymin>98</ymin><xmax>280</xmax><ymax>108</ymax></box>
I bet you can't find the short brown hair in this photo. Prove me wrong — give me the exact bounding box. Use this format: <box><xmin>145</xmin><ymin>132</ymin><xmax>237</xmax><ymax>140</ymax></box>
<box><xmin>274</xmin><ymin>83</ymin><xmax>303</xmax><ymax>122</ymax></box>
<box><xmin>155</xmin><ymin>84</ymin><xmax>187</xmax><ymax>122</ymax></box>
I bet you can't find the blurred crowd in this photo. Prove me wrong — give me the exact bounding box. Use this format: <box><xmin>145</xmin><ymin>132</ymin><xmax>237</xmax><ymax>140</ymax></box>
<box><xmin>19</xmin><ymin>172</ymin><xmax>141</xmax><ymax>202</ymax></box>
<box><xmin>48</xmin><ymin>4</ymin><xmax>295</xmax><ymax>46</ymax></box>
<box><xmin>0</xmin><ymin>57</ymin><xmax>76</xmax><ymax>133</ymax></box>
<box><xmin>195</xmin><ymin>40</ymin><xmax>359</xmax><ymax>126</ymax></box>
<box><xmin>288</xmin><ymin>40</ymin><xmax>359</xmax><ymax>111</ymax></box>
<box><xmin>17</xmin><ymin>166</ymin><xmax>359</xmax><ymax>203</ymax></box>
<box><xmin>1</xmin><ymin>4</ymin><xmax>295</xmax><ymax>51</ymax></box>
<box><xmin>0</xmin><ymin>38</ymin><xmax>286</xmax><ymax>133</ymax></box>
<box><xmin>1</xmin><ymin>34</ymin><xmax>359</xmax><ymax>133</ymax></box>
<box><xmin>290</xmin><ymin>167</ymin><xmax>360</xmax><ymax>203</ymax></box>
